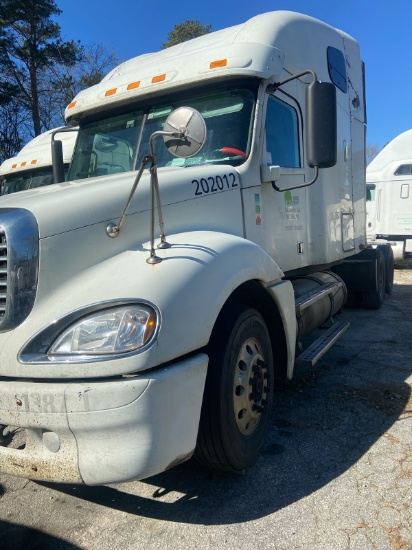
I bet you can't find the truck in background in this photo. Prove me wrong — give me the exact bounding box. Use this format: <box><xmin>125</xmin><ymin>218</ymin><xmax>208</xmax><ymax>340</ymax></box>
<box><xmin>0</xmin><ymin>127</ymin><xmax>77</xmax><ymax>195</ymax></box>
<box><xmin>0</xmin><ymin>11</ymin><xmax>393</xmax><ymax>485</ymax></box>
<box><xmin>366</xmin><ymin>129</ymin><xmax>412</xmax><ymax>261</ymax></box>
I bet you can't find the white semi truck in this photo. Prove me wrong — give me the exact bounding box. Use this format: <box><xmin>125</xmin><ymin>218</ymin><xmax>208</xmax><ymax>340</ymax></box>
<box><xmin>0</xmin><ymin>128</ymin><xmax>77</xmax><ymax>195</ymax></box>
<box><xmin>366</xmin><ymin>129</ymin><xmax>412</xmax><ymax>260</ymax></box>
<box><xmin>0</xmin><ymin>11</ymin><xmax>392</xmax><ymax>485</ymax></box>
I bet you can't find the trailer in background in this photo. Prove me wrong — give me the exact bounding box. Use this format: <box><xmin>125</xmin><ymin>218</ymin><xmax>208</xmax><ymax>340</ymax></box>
<box><xmin>366</xmin><ymin>129</ymin><xmax>412</xmax><ymax>261</ymax></box>
<box><xmin>0</xmin><ymin>128</ymin><xmax>77</xmax><ymax>195</ymax></box>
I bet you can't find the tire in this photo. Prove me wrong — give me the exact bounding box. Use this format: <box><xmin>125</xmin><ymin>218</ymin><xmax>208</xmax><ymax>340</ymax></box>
<box><xmin>361</xmin><ymin>247</ymin><xmax>385</xmax><ymax>309</ymax></box>
<box><xmin>378</xmin><ymin>244</ymin><xmax>394</xmax><ymax>296</ymax></box>
<box><xmin>195</xmin><ymin>306</ymin><xmax>274</xmax><ymax>473</ymax></box>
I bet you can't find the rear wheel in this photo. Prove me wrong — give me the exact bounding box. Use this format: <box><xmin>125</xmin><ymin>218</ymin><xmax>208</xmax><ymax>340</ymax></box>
<box><xmin>195</xmin><ymin>306</ymin><xmax>274</xmax><ymax>473</ymax></box>
<box><xmin>361</xmin><ymin>247</ymin><xmax>386</xmax><ymax>309</ymax></box>
<box><xmin>378</xmin><ymin>244</ymin><xmax>394</xmax><ymax>295</ymax></box>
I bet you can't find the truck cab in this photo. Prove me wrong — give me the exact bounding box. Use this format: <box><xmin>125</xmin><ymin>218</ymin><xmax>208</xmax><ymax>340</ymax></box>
<box><xmin>0</xmin><ymin>128</ymin><xmax>77</xmax><ymax>195</ymax></box>
<box><xmin>0</xmin><ymin>11</ymin><xmax>385</xmax><ymax>485</ymax></box>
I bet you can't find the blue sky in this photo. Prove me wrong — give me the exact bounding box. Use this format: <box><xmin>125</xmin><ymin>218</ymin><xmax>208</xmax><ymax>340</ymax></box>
<box><xmin>57</xmin><ymin>0</ymin><xmax>410</xmax><ymax>150</ymax></box>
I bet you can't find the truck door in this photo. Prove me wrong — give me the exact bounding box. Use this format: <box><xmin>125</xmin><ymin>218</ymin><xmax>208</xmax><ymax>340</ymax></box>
<box><xmin>260</xmin><ymin>87</ymin><xmax>308</xmax><ymax>273</ymax></box>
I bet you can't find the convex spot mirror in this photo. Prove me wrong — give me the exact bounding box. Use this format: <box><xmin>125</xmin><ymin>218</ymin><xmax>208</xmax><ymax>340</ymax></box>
<box><xmin>163</xmin><ymin>107</ymin><xmax>207</xmax><ymax>158</ymax></box>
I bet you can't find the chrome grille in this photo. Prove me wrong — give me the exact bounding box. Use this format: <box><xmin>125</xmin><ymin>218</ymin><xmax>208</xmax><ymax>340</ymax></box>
<box><xmin>0</xmin><ymin>209</ymin><xmax>39</xmax><ymax>332</ymax></box>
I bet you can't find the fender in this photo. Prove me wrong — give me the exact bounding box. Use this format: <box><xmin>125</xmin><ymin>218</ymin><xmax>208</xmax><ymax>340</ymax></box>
<box><xmin>6</xmin><ymin>231</ymin><xmax>295</xmax><ymax>380</ymax></box>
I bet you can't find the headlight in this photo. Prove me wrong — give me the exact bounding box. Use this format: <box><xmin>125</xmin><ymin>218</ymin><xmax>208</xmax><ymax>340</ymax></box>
<box><xmin>49</xmin><ymin>304</ymin><xmax>157</xmax><ymax>355</ymax></box>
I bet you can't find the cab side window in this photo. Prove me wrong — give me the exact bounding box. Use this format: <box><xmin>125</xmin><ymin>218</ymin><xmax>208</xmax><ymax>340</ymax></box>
<box><xmin>366</xmin><ymin>185</ymin><xmax>376</xmax><ymax>202</ymax></box>
<box><xmin>265</xmin><ymin>96</ymin><xmax>300</xmax><ymax>168</ymax></box>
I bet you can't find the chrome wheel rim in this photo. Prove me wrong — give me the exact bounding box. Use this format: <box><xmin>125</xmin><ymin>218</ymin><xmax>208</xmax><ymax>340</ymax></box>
<box><xmin>233</xmin><ymin>337</ymin><xmax>269</xmax><ymax>435</ymax></box>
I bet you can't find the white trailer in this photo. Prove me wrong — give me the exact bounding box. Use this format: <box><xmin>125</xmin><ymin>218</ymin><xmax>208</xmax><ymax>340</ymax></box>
<box><xmin>0</xmin><ymin>11</ymin><xmax>392</xmax><ymax>485</ymax></box>
<box><xmin>0</xmin><ymin>127</ymin><xmax>77</xmax><ymax>195</ymax></box>
<box><xmin>366</xmin><ymin>129</ymin><xmax>412</xmax><ymax>260</ymax></box>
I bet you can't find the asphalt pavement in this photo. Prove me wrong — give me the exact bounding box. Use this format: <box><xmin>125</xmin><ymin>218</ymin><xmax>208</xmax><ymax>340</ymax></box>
<box><xmin>0</xmin><ymin>267</ymin><xmax>411</xmax><ymax>550</ymax></box>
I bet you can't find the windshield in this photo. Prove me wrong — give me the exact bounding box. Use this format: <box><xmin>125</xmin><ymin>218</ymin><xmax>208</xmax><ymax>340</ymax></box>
<box><xmin>68</xmin><ymin>86</ymin><xmax>256</xmax><ymax>181</ymax></box>
<box><xmin>0</xmin><ymin>166</ymin><xmax>68</xmax><ymax>195</ymax></box>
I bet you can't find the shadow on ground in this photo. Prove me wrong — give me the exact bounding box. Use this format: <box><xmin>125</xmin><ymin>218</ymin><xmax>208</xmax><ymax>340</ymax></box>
<box><xmin>0</xmin><ymin>520</ymin><xmax>81</xmax><ymax>550</ymax></box>
<box><xmin>3</xmin><ymin>279</ymin><xmax>412</xmax><ymax>532</ymax></box>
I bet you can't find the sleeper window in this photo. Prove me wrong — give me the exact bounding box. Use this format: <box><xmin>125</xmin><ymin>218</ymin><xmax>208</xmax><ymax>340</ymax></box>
<box><xmin>394</xmin><ymin>164</ymin><xmax>412</xmax><ymax>175</ymax></box>
<box><xmin>327</xmin><ymin>47</ymin><xmax>347</xmax><ymax>93</ymax></box>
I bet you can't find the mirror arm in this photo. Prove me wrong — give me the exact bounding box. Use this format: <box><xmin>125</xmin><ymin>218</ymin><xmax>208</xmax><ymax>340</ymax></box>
<box><xmin>146</xmin><ymin>130</ymin><xmax>185</xmax><ymax>263</ymax></box>
<box><xmin>106</xmin><ymin>154</ymin><xmax>152</xmax><ymax>238</ymax></box>
<box><xmin>272</xmin><ymin>166</ymin><xmax>319</xmax><ymax>192</ymax></box>
<box><xmin>267</xmin><ymin>69</ymin><xmax>336</xmax><ymax>192</ymax></box>
<box><xmin>106</xmin><ymin>104</ymin><xmax>205</xmax><ymax>267</ymax></box>
<box><xmin>266</xmin><ymin>70</ymin><xmax>317</xmax><ymax>93</ymax></box>
<box><xmin>149</xmin><ymin>130</ymin><xmax>185</xmax><ymax>155</ymax></box>
<box><xmin>267</xmin><ymin>70</ymin><xmax>320</xmax><ymax>192</ymax></box>
<box><xmin>106</xmin><ymin>130</ymin><xmax>185</xmax><ymax>265</ymax></box>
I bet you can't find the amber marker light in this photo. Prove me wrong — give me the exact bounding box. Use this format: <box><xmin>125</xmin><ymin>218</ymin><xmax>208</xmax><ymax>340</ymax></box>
<box><xmin>210</xmin><ymin>59</ymin><xmax>228</xmax><ymax>69</ymax></box>
<box><xmin>105</xmin><ymin>88</ymin><xmax>117</xmax><ymax>97</ymax></box>
<box><xmin>21</xmin><ymin>162</ymin><xmax>27</xmax><ymax>167</ymax></box>
<box><xmin>127</xmin><ymin>81</ymin><xmax>140</xmax><ymax>90</ymax></box>
<box><xmin>152</xmin><ymin>74</ymin><xmax>166</xmax><ymax>83</ymax></box>
<box><xmin>31</xmin><ymin>160</ymin><xmax>37</xmax><ymax>165</ymax></box>
<box><xmin>143</xmin><ymin>313</ymin><xmax>157</xmax><ymax>343</ymax></box>
<box><xmin>67</xmin><ymin>101</ymin><xmax>77</xmax><ymax>109</ymax></box>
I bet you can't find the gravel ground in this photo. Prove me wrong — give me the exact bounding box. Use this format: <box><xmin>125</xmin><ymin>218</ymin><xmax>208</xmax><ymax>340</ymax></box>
<box><xmin>0</xmin><ymin>266</ymin><xmax>411</xmax><ymax>550</ymax></box>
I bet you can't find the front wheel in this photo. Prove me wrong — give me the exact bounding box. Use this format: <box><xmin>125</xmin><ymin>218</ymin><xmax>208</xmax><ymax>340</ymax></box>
<box><xmin>195</xmin><ymin>306</ymin><xmax>274</xmax><ymax>473</ymax></box>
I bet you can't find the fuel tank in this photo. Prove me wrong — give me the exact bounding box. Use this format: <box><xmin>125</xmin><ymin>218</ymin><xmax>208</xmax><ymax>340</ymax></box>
<box><xmin>290</xmin><ymin>271</ymin><xmax>347</xmax><ymax>342</ymax></box>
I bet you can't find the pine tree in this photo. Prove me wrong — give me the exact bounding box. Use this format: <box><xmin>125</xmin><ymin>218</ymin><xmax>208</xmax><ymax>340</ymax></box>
<box><xmin>162</xmin><ymin>20</ymin><xmax>212</xmax><ymax>49</ymax></box>
<box><xmin>0</xmin><ymin>0</ymin><xmax>79</xmax><ymax>137</ymax></box>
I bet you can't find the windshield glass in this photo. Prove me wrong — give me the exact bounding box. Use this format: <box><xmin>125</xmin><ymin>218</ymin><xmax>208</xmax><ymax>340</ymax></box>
<box><xmin>0</xmin><ymin>166</ymin><xmax>68</xmax><ymax>195</ymax></box>
<box><xmin>68</xmin><ymin>86</ymin><xmax>256</xmax><ymax>181</ymax></box>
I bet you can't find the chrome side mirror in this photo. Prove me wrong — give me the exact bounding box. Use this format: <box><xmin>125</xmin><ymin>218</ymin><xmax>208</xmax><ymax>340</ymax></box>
<box><xmin>163</xmin><ymin>106</ymin><xmax>207</xmax><ymax>158</ymax></box>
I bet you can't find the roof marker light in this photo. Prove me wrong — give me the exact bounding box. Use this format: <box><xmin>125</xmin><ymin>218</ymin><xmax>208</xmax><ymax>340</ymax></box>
<box><xmin>127</xmin><ymin>81</ymin><xmax>140</xmax><ymax>90</ymax></box>
<box><xmin>152</xmin><ymin>74</ymin><xmax>166</xmax><ymax>83</ymax></box>
<box><xmin>67</xmin><ymin>101</ymin><xmax>77</xmax><ymax>109</ymax></box>
<box><xmin>21</xmin><ymin>162</ymin><xmax>27</xmax><ymax>167</ymax></box>
<box><xmin>105</xmin><ymin>88</ymin><xmax>117</xmax><ymax>97</ymax></box>
<box><xmin>210</xmin><ymin>59</ymin><xmax>228</xmax><ymax>69</ymax></box>
<box><xmin>12</xmin><ymin>164</ymin><xmax>17</xmax><ymax>169</ymax></box>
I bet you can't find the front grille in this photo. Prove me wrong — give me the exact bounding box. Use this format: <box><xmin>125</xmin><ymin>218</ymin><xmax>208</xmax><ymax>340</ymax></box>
<box><xmin>0</xmin><ymin>230</ymin><xmax>7</xmax><ymax>320</ymax></box>
<box><xmin>0</xmin><ymin>208</ymin><xmax>39</xmax><ymax>332</ymax></box>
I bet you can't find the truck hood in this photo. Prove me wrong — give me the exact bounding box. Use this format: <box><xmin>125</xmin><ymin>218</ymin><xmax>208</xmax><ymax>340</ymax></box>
<box><xmin>0</xmin><ymin>164</ymin><xmax>241</xmax><ymax>239</ymax></box>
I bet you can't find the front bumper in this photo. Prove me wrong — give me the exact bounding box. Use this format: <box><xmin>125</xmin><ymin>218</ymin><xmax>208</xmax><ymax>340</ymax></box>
<box><xmin>0</xmin><ymin>353</ymin><xmax>208</xmax><ymax>485</ymax></box>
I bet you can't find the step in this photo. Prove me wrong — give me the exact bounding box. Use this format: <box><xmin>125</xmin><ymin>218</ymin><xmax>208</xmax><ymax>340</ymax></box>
<box><xmin>295</xmin><ymin>281</ymin><xmax>343</xmax><ymax>313</ymax></box>
<box><xmin>295</xmin><ymin>320</ymin><xmax>350</xmax><ymax>367</ymax></box>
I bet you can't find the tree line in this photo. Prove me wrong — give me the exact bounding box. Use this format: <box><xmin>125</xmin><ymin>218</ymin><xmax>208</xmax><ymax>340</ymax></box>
<box><xmin>0</xmin><ymin>3</ymin><xmax>383</xmax><ymax>166</ymax></box>
<box><xmin>0</xmin><ymin>0</ymin><xmax>212</xmax><ymax>163</ymax></box>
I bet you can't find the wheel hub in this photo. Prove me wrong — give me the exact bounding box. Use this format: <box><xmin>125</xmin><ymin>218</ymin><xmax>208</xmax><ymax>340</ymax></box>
<box><xmin>233</xmin><ymin>337</ymin><xmax>269</xmax><ymax>435</ymax></box>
